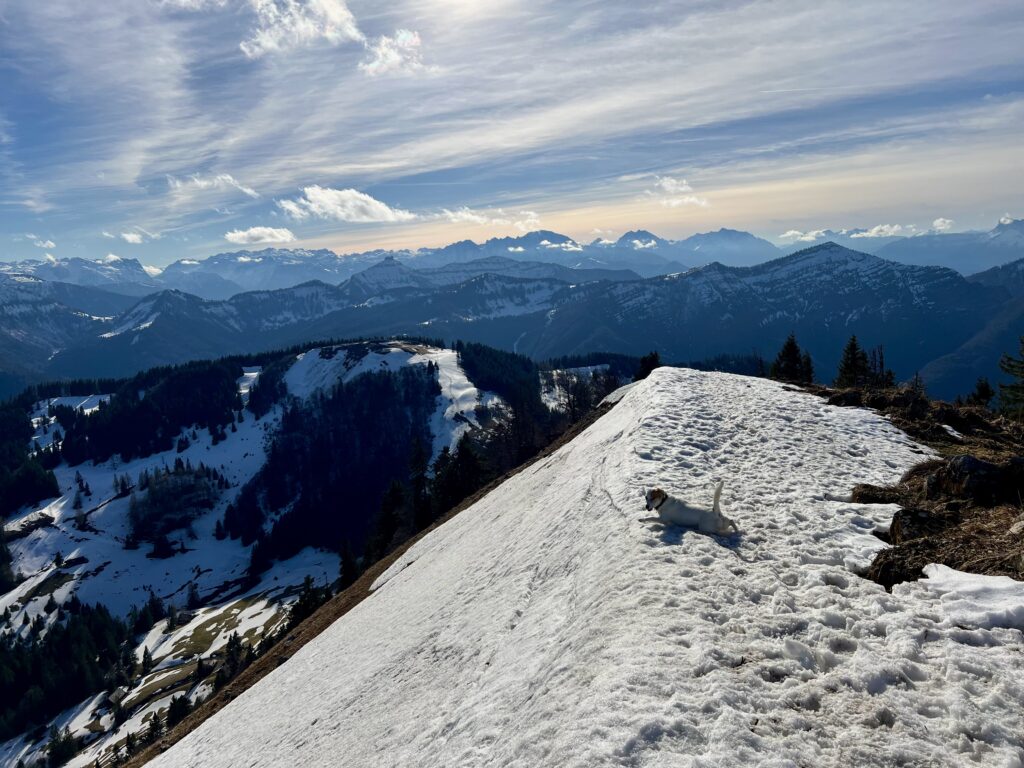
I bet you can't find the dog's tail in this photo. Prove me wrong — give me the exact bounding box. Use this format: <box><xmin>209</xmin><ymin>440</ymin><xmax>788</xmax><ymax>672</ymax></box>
<box><xmin>712</xmin><ymin>480</ymin><xmax>724</xmax><ymax>514</ymax></box>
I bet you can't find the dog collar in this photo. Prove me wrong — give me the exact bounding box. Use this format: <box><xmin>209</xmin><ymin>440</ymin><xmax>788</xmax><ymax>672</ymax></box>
<box><xmin>653</xmin><ymin>495</ymin><xmax>667</xmax><ymax>511</ymax></box>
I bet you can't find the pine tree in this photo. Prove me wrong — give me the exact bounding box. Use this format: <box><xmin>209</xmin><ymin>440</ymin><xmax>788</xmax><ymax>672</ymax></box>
<box><xmin>834</xmin><ymin>335</ymin><xmax>871</xmax><ymax>388</ymax></box>
<box><xmin>338</xmin><ymin>539</ymin><xmax>360</xmax><ymax>591</ymax></box>
<box><xmin>967</xmin><ymin>377</ymin><xmax>995</xmax><ymax>409</ymax></box>
<box><xmin>999</xmin><ymin>336</ymin><xmax>1024</xmax><ymax>417</ymax></box>
<box><xmin>769</xmin><ymin>334</ymin><xmax>812</xmax><ymax>383</ymax></box>
<box><xmin>800</xmin><ymin>351</ymin><xmax>814</xmax><ymax>384</ymax></box>
<box><xmin>633</xmin><ymin>351</ymin><xmax>661</xmax><ymax>382</ymax></box>
<box><xmin>368</xmin><ymin>481</ymin><xmax>405</xmax><ymax>561</ymax></box>
<box><xmin>141</xmin><ymin>646</ymin><xmax>154</xmax><ymax>674</ymax></box>
<box><xmin>0</xmin><ymin>530</ymin><xmax>15</xmax><ymax>593</ymax></box>
<box><xmin>165</xmin><ymin>694</ymin><xmax>192</xmax><ymax>729</ymax></box>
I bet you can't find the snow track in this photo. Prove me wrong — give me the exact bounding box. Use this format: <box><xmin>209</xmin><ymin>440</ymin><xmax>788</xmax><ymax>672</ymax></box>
<box><xmin>151</xmin><ymin>369</ymin><xmax>1024</xmax><ymax>767</ymax></box>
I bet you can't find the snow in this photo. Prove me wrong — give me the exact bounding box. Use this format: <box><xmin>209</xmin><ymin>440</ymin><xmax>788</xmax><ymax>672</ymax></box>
<box><xmin>149</xmin><ymin>368</ymin><xmax>1024</xmax><ymax>767</ymax></box>
<box><xmin>237</xmin><ymin>366</ymin><xmax>261</xmax><ymax>406</ymax></box>
<box><xmin>539</xmin><ymin>365</ymin><xmax>610</xmax><ymax>411</ymax></box>
<box><xmin>942</xmin><ymin>424</ymin><xmax>965</xmax><ymax>441</ymax></box>
<box><xmin>912</xmin><ymin>564</ymin><xmax>1024</xmax><ymax>631</ymax></box>
<box><xmin>410</xmin><ymin>347</ymin><xmax>489</xmax><ymax>459</ymax></box>
<box><xmin>284</xmin><ymin>343</ymin><xmax>501</xmax><ymax>460</ymax></box>
<box><xmin>283</xmin><ymin>345</ymin><xmax>414</xmax><ymax>400</ymax></box>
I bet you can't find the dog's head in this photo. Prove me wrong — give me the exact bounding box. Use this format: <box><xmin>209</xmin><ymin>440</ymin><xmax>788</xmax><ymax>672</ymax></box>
<box><xmin>645</xmin><ymin>488</ymin><xmax>667</xmax><ymax>511</ymax></box>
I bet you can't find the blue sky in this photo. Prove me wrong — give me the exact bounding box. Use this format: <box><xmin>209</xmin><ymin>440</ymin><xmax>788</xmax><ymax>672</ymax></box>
<box><xmin>1</xmin><ymin>0</ymin><xmax>1022</xmax><ymax>266</ymax></box>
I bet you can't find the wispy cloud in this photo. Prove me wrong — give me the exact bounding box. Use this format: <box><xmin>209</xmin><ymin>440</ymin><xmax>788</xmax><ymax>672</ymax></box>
<box><xmin>360</xmin><ymin>29</ymin><xmax>427</xmax><ymax>76</ymax></box>
<box><xmin>1</xmin><ymin>1</ymin><xmax>1022</xmax><ymax>262</ymax></box>
<box><xmin>168</xmin><ymin>173</ymin><xmax>259</xmax><ymax>200</ymax></box>
<box><xmin>120</xmin><ymin>232</ymin><xmax>144</xmax><ymax>244</ymax></box>
<box><xmin>32</xmin><ymin>238</ymin><xmax>56</xmax><ymax>249</ymax></box>
<box><xmin>931</xmin><ymin>217</ymin><xmax>954</xmax><ymax>232</ymax></box>
<box><xmin>642</xmin><ymin>175</ymin><xmax>709</xmax><ymax>208</ymax></box>
<box><xmin>224</xmin><ymin>225</ymin><xmax>296</xmax><ymax>244</ymax></box>
<box><xmin>278</xmin><ymin>185</ymin><xmax>416</xmax><ymax>223</ymax></box>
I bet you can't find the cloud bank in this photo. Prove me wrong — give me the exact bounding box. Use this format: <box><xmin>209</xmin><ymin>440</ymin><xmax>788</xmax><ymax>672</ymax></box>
<box><xmin>224</xmin><ymin>225</ymin><xmax>297</xmax><ymax>244</ymax></box>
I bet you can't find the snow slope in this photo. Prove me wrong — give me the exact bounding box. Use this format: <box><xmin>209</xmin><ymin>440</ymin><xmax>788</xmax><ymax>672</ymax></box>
<box><xmin>151</xmin><ymin>368</ymin><xmax>1024</xmax><ymax>767</ymax></box>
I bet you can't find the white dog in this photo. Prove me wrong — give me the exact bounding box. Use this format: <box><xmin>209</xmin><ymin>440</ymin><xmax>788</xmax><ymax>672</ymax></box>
<box><xmin>644</xmin><ymin>481</ymin><xmax>738</xmax><ymax>535</ymax></box>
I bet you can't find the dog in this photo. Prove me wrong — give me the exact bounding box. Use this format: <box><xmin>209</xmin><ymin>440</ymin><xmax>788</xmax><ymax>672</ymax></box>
<box><xmin>644</xmin><ymin>481</ymin><xmax>738</xmax><ymax>535</ymax></box>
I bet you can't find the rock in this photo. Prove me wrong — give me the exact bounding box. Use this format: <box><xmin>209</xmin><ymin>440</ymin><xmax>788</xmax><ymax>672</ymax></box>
<box><xmin>888</xmin><ymin>507</ymin><xmax>959</xmax><ymax>544</ymax></box>
<box><xmin>827</xmin><ymin>390</ymin><xmax>862</xmax><ymax>407</ymax></box>
<box><xmin>865</xmin><ymin>548</ymin><xmax>926</xmax><ymax>591</ymax></box>
<box><xmin>850</xmin><ymin>484</ymin><xmax>901</xmax><ymax>504</ymax></box>
<box><xmin>1010</xmin><ymin>520</ymin><xmax>1024</xmax><ymax>536</ymax></box>
<box><xmin>933</xmin><ymin>455</ymin><xmax>1024</xmax><ymax>506</ymax></box>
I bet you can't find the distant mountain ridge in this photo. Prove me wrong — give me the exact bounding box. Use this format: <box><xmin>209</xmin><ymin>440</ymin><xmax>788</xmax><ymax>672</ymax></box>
<box><xmin>5</xmin><ymin>219</ymin><xmax>1021</xmax><ymax>301</ymax></box>
<box><xmin>38</xmin><ymin>243</ymin><xmax>1014</xmax><ymax>400</ymax></box>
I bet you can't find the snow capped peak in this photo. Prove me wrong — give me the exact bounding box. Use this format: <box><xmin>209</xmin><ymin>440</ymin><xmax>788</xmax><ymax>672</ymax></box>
<box><xmin>616</xmin><ymin>229</ymin><xmax>666</xmax><ymax>248</ymax></box>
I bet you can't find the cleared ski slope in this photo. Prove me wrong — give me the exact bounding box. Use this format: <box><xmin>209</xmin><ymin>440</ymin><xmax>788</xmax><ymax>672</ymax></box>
<box><xmin>151</xmin><ymin>368</ymin><xmax>1024</xmax><ymax>767</ymax></box>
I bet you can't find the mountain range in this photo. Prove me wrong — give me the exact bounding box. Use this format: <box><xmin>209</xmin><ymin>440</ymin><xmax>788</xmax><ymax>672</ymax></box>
<box><xmin>3</xmin><ymin>219</ymin><xmax>1022</xmax><ymax>301</ymax></box>
<box><xmin>13</xmin><ymin>242</ymin><xmax>1014</xmax><ymax>400</ymax></box>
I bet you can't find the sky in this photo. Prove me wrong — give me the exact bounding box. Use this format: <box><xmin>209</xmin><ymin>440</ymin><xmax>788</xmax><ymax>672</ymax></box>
<box><xmin>0</xmin><ymin>0</ymin><xmax>1022</xmax><ymax>266</ymax></box>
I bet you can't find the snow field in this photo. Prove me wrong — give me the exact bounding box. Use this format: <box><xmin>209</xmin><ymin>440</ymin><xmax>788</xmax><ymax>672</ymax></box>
<box><xmin>149</xmin><ymin>368</ymin><xmax>1024</xmax><ymax>767</ymax></box>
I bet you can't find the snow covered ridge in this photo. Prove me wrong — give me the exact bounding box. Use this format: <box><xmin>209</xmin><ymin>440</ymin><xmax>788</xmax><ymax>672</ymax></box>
<box><xmin>152</xmin><ymin>369</ymin><xmax>1024</xmax><ymax>767</ymax></box>
<box><xmin>284</xmin><ymin>341</ymin><xmax>504</xmax><ymax>461</ymax></box>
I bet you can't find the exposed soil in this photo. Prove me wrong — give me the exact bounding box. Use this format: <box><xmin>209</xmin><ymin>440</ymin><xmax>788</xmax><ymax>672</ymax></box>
<box><xmin>814</xmin><ymin>386</ymin><xmax>1024</xmax><ymax>590</ymax></box>
<box><xmin>126</xmin><ymin>403</ymin><xmax>613</xmax><ymax>767</ymax></box>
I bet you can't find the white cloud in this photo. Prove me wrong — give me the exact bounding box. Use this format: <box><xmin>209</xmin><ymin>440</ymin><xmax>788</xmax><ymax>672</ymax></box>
<box><xmin>143</xmin><ymin>264</ymin><xmax>165</xmax><ymax>277</ymax></box>
<box><xmin>644</xmin><ymin>175</ymin><xmax>709</xmax><ymax>208</ymax></box>
<box><xmin>240</xmin><ymin>0</ymin><xmax>365</xmax><ymax>59</ymax></box>
<box><xmin>103</xmin><ymin>253</ymin><xmax>122</xmax><ymax>262</ymax></box>
<box><xmin>32</xmin><ymin>238</ymin><xmax>56</xmax><ymax>249</ymax></box>
<box><xmin>168</xmin><ymin>173</ymin><xmax>259</xmax><ymax>200</ymax></box>
<box><xmin>160</xmin><ymin>0</ymin><xmax>228</xmax><ymax>8</ymax></box>
<box><xmin>278</xmin><ymin>185</ymin><xmax>416</xmax><ymax>223</ymax></box>
<box><xmin>360</xmin><ymin>29</ymin><xmax>427</xmax><ymax>76</ymax></box>
<box><xmin>440</xmin><ymin>206</ymin><xmax>505</xmax><ymax>226</ymax></box>
<box><xmin>513</xmin><ymin>211</ymin><xmax>540</xmax><ymax>232</ymax></box>
<box><xmin>779</xmin><ymin>229</ymin><xmax>827</xmax><ymax>242</ymax></box>
<box><xmin>120</xmin><ymin>232</ymin><xmax>144</xmax><ymax>244</ymax></box>
<box><xmin>101</xmin><ymin>231</ymin><xmax>116</xmax><ymax>239</ymax></box>
<box><xmin>224</xmin><ymin>225</ymin><xmax>297</xmax><ymax>244</ymax></box>
<box><xmin>931</xmin><ymin>217</ymin><xmax>954</xmax><ymax>232</ymax></box>
<box><xmin>660</xmin><ymin>195</ymin><xmax>709</xmax><ymax>208</ymax></box>
<box><xmin>654</xmin><ymin>176</ymin><xmax>692</xmax><ymax>195</ymax></box>
<box><xmin>850</xmin><ymin>224</ymin><xmax>904</xmax><ymax>238</ymax></box>
<box><xmin>999</xmin><ymin>214</ymin><xmax>1016</xmax><ymax>226</ymax></box>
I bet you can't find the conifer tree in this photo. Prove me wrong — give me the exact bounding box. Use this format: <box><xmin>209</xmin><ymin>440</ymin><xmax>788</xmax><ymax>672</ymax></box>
<box><xmin>633</xmin><ymin>351</ymin><xmax>661</xmax><ymax>382</ymax></box>
<box><xmin>368</xmin><ymin>481</ymin><xmax>405</xmax><ymax>561</ymax></box>
<box><xmin>769</xmin><ymin>334</ymin><xmax>813</xmax><ymax>384</ymax></box>
<box><xmin>967</xmin><ymin>377</ymin><xmax>995</xmax><ymax>409</ymax></box>
<box><xmin>0</xmin><ymin>531</ymin><xmax>15</xmax><ymax>593</ymax></box>
<box><xmin>834</xmin><ymin>335</ymin><xmax>871</xmax><ymax>388</ymax></box>
<box><xmin>999</xmin><ymin>336</ymin><xmax>1024</xmax><ymax>417</ymax></box>
<box><xmin>800</xmin><ymin>352</ymin><xmax>814</xmax><ymax>384</ymax></box>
